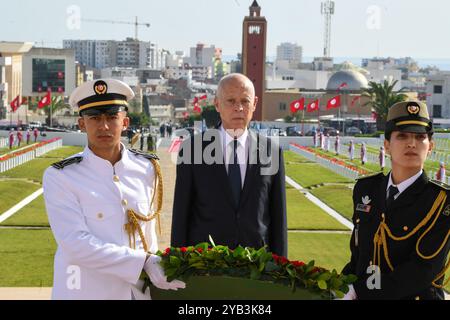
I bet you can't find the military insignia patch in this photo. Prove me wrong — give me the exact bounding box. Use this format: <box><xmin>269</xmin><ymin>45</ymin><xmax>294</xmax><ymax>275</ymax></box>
<box><xmin>406</xmin><ymin>102</ymin><xmax>420</xmax><ymax>115</ymax></box>
<box><xmin>51</xmin><ymin>156</ymin><xmax>83</xmax><ymax>170</ymax></box>
<box><xmin>356</xmin><ymin>203</ymin><xmax>371</xmax><ymax>213</ymax></box>
<box><xmin>443</xmin><ymin>205</ymin><xmax>450</xmax><ymax>216</ymax></box>
<box><xmin>94</xmin><ymin>80</ymin><xmax>108</xmax><ymax>95</ymax></box>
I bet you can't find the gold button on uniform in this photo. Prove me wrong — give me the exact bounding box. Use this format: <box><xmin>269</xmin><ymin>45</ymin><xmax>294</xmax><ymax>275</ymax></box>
<box><xmin>403</xmin><ymin>226</ymin><xmax>408</xmax><ymax>231</ymax></box>
<box><xmin>97</xmin><ymin>213</ymin><xmax>103</xmax><ymax>219</ymax></box>
<box><xmin>381</xmin><ymin>213</ymin><xmax>385</xmax><ymax>219</ymax></box>
<box><xmin>122</xmin><ymin>199</ymin><xmax>128</xmax><ymax>206</ymax></box>
<box><xmin>415</xmin><ymin>296</ymin><xmax>420</xmax><ymax>300</ymax></box>
<box><xmin>356</xmin><ymin>218</ymin><xmax>360</xmax><ymax>223</ymax></box>
<box><xmin>113</xmin><ymin>175</ymin><xmax>120</xmax><ymax>182</ymax></box>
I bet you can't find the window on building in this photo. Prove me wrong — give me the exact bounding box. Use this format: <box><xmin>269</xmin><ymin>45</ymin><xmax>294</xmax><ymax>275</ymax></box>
<box><xmin>32</xmin><ymin>59</ymin><xmax>65</xmax><ymax>92</ymax></box>
<box><xmin>434</xmin><ymin>85</ymin><xmax>443</xmax><ymax>94</ymax></box>
<box><xmin>279</xmin><ymin>102</ymin><xmax>287</xmax><ymax>111</ymax></box>
<box><xmin>433</xmin><ymin>105</ymin><xmax>442</xmax><ymax>118</ymax></box>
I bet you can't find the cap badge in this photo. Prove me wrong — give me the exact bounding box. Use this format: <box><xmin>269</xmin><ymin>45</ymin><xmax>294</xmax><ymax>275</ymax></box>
<box><xmin>406</xmin><ymin>103</ymin><xmax>420</xmax><ymax>115</ymax></box>
<box><xmin>94</xmin><ymin>80</ymin><xmax>108</xmax><ymax>95</ymax></box>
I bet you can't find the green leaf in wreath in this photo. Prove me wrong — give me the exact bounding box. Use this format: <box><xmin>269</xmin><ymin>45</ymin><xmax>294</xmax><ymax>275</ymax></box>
<box><xmin>317</xmin><ymin>280</ymin><xmax>327</xmax><ymax>290</ymax></box>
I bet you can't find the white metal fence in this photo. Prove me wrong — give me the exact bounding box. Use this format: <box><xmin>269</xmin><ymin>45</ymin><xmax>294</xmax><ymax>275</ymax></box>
<box><xmin>0</xmin><ymin>138</ymin><xmax>63</xmax><ymax>173</ymax></box>
<box><xmin>290</xmin><ymin>144</ymin><xmax>360</xmax><ymax>180</ymax></box>
<box><xmin>0</xmin><ymin>137</ymin><xmax>7</xmax><ymax>148</ymax></box>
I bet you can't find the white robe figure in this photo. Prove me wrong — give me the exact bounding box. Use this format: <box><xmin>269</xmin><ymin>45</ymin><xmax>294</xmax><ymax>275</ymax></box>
<box><xmin>349</xmin><ymin>140</ymin><xmax>355</xmax><ymax>160</ymax></box>
<box><xmin>326</xmin><ymin>134</ymin><xmax>330</xmax><ymax>152</ymax></box>
<box><xmin>320</xmin><ymin>132</ymin><xmax>325</xmax><ymax>150</ymax></box>
<box><xmin>360</xmin><ymin>142</ymin><xmax>367</xmax><ymax>165</ymax></box>
<box><xmin>379</xmin><ymin>146</ymin><xmax>385</xmax><ymax>170</ymax></box>
<box><xmin>436</xmin><ymin>162</ymin><xmax>446</xmax><ymax>183</ymax></box>
<box><xmin>335</xmin><ymin>135</ymin><xmax>340</xmax><ymax>155</ymax></box>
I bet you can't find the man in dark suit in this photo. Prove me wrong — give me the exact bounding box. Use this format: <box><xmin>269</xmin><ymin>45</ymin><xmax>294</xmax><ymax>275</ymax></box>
<box><xmin>171</xmin><ymin>73</ymin><xmax>287</xmax><ymax>256</ymax></box>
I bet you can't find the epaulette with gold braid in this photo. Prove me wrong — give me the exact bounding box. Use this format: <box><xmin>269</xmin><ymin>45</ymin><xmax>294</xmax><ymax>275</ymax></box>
<box><xmin>51</xmin><ymin>156</ymin><xmax>83</xmax><ymax>170</ymax></box>
<box><xmin>430</xmin><ymin>179</ymin><xmax>450</xmax><ymax>191</ymax></box>
<box><xmin>356</xmin><ymin>171</ymin><xmax>384</xmax><ymax>181</ymax></box>
<box><xmin>128</xmin><ymin>149</ymin><xmax>159</xmax><ymax>161</ymax></box>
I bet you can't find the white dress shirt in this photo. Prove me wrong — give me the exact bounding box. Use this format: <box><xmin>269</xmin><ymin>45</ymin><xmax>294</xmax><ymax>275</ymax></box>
<box><xmin>386</xmin><ymin>170</ymin><xmax>423</xmax><ymax>200</ymax></box>
<box><xmin>43</xmin><ymin>143</ymin><xmax>157</xmax><ymax>300</ymax></box>
<box><xmin>221</xmin><ymin>126</ymin><xmax>248</xmax><ymax>188</ymax></box>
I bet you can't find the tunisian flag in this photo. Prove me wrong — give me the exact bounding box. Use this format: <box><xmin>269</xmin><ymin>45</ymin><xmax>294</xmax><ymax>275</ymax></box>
<box><xmin>307</xmin><ymin>99</ymin><xmax>319</xmax><ymax>112</ymax></box>
<box><xmin>38</xmin><ymin>91</ymin><xmax>51</xmax><ymax>109</ymax></box>
<box><xmin>326</xmin><ymin>95</ymin><xmax>341</xmax><ymax>110</ymax></box>
<box><xmin>290</xmin><ymin>97</ymin><xmax>305</xmax><ymax>113</ymax></box>
<box><xmin>10</xmin><ymin>95</ymin><xmax>20</xmax><ymax>112</ymax></box>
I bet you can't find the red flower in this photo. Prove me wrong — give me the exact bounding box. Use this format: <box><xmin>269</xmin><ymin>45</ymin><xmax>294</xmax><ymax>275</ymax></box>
<box><xmin>311</xmin><ymin>267</ymin><xmax>320</xmax><ymax>274</ymax></box>
<box><xmin>280</xmin><ymin>257</ymin><xmax>289</xmax><ymax>265</ymax></box>
<box><xmin>181</xmin><ymin>247</ymin><xmax>187</xmax><ymax>253</ymax></box>
<box><xmin>292</xmin><ymin>261</ymin><xmax>305</xmax><ymax>268</ymax></box>
<box><xmin>197</xmin><ymin>248</ymin><xmax>203</xmax><ymax>253</ymax></box>
<box><xmin>164</xmin><ymin>248</ymin><xmax>171</xmax><ymax>255</ymax></box>
<box><xmin>272</xmin><ymin>253</ymin><xmax>279</xmax><ymax>261</ymax></box>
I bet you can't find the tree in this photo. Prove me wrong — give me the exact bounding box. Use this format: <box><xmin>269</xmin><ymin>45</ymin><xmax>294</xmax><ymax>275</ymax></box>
<box><xmin>46</xmin><ymin>96</ymin><xmax>70</xmax><ymax>126</ymax></box>
<box><xmin>361</xmin><ymin>80</ymin><xmax>408</xmax><ymax>131</ymax></box>
<box><xmin>201</xmin><ymin>105</ymin><xmax>220</xmax><ymax>128</ymax></box>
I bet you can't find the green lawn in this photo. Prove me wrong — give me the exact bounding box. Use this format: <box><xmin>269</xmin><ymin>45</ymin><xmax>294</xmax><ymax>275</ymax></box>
<box><xmin>0</xmin><ymin>195</ymin><xmax>48</xmax><ymax>226</ymax></box>
<box><xmin>310</xmin><ymin>185</ymin><xmax>355</xmax><ymax>221</ymax></box>
<box><xmin>0</xmin><ymin>181</ymin><xmax>41</xmax><ymax>213</ymax></box>
<box><xmin>286</xmin><ymin>162</ymin><xmax>353</xmax><ymax>188</ymax></box>
<box><xmin>0</xmin><ymin>146</ymin><xmax>83</xmax><ymax>184</ymax></box>
<box><xmin>288</xmin><ymin>232</ymin><xmax>351</xmax><ymax>273</ymax></box>
<box><xmin>284</xmin><ymin>150</ymin><xmax>313</xmax><ymax>164</ymax></box>
<box><xmin>0</xmin><ymin>229</ymin><xmax>56</xmax><ymax>287</ymax></box>
<box><xmin>286</xmin><ymin>188</ymin><xmax>348</xmax><ymax>230</ymax></box>
<box><xmin>0</xmin><ymin>143</ymin><xmax>36</xmax><ymax>155</ymax></box>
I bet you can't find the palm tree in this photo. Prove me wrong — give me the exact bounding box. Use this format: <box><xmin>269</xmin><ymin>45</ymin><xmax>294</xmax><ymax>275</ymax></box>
<box><xmin>361</xmin><ymin>80</ymin><xmax>408</xmax><ymax>131</ymax></box>
<box><xmin>46</xmin><ymin>96</ymin><xmax>70</xmax><ymax>127</ymax></box>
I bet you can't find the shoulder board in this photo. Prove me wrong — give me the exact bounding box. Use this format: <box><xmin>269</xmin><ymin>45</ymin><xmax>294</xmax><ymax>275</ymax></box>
<box><xmin>128</xmin><ymin>149</ymin><xmax>159</xmax><ymax>161</ymax></box>
<box><xmin>51</xmin><ymin>156</ymin><xmax>83</xmax><ymax>170</ymax></box>
<box><xmin>356</xmin><ymin>171</ymin><xmax>384</xmax><ymax>181</ymax></box>
<box><xmin>430</xmin><ymin>179</ymin><xmax>450</xmax><ymax>191</ymax></box>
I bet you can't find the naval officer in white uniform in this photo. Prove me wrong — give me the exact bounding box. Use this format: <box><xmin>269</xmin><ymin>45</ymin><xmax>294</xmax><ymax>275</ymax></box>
<box><xmin>43</xmin><ymin>79</ymin><xmax>185</xmax><ymax>299</ymax></box>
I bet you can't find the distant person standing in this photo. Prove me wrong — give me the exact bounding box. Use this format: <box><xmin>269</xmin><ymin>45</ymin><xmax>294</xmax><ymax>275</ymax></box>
<box><xmin>349</xmin><ymin>140</ymin><xmax>355</xmax><ymax>160</ymax></box>
<box><xmin>159</xmin><ymin>124</ymin><xmax>166</xmax><ymax>138</ymax></box>
<box><xmin>26</xmin><ymin>128</ymin><xmax>31</xmax><ymax>144</ymax></box>
<box><xmin>8</xmin><ymin>129</ymin><xmax>14</xmax><ymax>149</ymax></box>
<box><xmin>319</xmin><ymin>132</ymin><xmax>325</xmax><ymax>150</ymax></box>
<box><xmin>360</xmin><ymin>142</ymin><xmax>367</xmax><ymax>165</ymax></box>
<box><xmin>436</xmin><ymin>162</ymin><xmax>446</xmax><ymax>183</ymax></box>
<box><xmin>313</xmin><ymin>129</ymin><xmax>318</xmax><ymax>148</ymax></box>
<box><xmin>325</xmin><ymin>133</ymin><xmax>330</xmax><ymax>152</ymax></box>
<box><xmin>335</xmin><ymin>134</ymin><xmax>340</xmax><ymax>155</ymax></box>
<box><xmin>33</xmin><ymin>127</ymin><xmax>39</xmax><ymax>142</ymax></box>
<box><xmin>379</xmin><ymin>146</ymin><xmax>386</xmax><ymax>171</ymax></box>
<box><xmin>17</xmin><ymin>128</ymin><xmax>23</xmax><ymax>147</ymax></box>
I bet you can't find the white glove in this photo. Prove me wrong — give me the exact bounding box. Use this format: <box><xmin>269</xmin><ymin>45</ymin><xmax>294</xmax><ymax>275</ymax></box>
<box><xmin>144</xmin><ymin>254</ymin><xmax>186</xmax><ymax>290</ymax></box>
<box><xmin>335</xmin><ymin>284</ymin><xmax>357</xmax><ymax>300</ymax></box>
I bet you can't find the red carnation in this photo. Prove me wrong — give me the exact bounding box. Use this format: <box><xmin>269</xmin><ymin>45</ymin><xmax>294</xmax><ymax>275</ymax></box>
<box><xmin>181</xmin><ymin>247</ymin><xmax>187</xmax><ymax>253</ymax></box>
<box><xmin>197</xmin><ymin>248</ymin><xmax>203</xmax><ymax>253</ymax></box>
<box><xmin>292</xmin><ymin>261</ymin><xmax>305</xmax><ymax>268</ymax></box>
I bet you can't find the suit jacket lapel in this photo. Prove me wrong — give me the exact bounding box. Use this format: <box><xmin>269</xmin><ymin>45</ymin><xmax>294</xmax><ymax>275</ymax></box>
<box><xmin>239</xmin><ymin>130</ymin><xmax>260</xmax><ymax>207</ymax></box>
<box><xmin>205</xmin><ymin>130</ymin><xmax>235</xmax><ymax>209</ymax></box>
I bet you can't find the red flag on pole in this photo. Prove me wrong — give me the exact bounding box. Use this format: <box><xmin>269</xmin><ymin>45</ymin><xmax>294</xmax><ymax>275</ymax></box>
<box><xmin>20</xmin><ymin>97</ymin><xmax>28</xmax><ymax>105</ymax></box>
<box><xmin>326</xmin><ymin>95</ymin><xmax>341</xmax><ymax>110</ymax></box>
<box><xmin>350</xmin><ymin>95</ymin><xmax>361</xmax><ymax>106</ymax></box>
<box><xmin>38</xmin><ymin>91</ymin><xmax>51</xmax><ymax>109</ymax></box>
<box><xmin>307</xmin><ymin>99</ymin><xmax>319</xmax><ymax>113</ymax></box>
<box><xmin>290</xmin><ymin>97</ymin><xmax>305</xmax><ymax>113</ymax></box>
<box><xmin>371</xmin><ymin>111</ymin><xmax>377</xmax><ymax>120</ymax></box>
<box><xmin>193</xmin><ymin>102</ymin><xmax>201</xmax><ymax>113</ymax></box>
<box><xmin>10</xmin><ymin>95</ymin><xmax>20</xmax><ymax>112</ymax></box>
<box><xmin>337</xmin><ymin>82</ymin><xmax>348</xmax><ymax>91</ymax></box>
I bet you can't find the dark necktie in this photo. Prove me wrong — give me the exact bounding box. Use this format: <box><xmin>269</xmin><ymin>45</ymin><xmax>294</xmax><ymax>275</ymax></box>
<box><xmin>386</xmin><ymin>185</ymin><xmax>399</xmax><ymax>208</ymax></box>
<box><xmin>228</xmin><ymin>139</ymin><xmax>241</xmax><ymax>207</ymax></box>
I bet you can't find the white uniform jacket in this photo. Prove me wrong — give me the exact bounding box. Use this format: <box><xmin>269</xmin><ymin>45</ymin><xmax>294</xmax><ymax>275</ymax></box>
<box><xmin>43</xmin><ymin>145</ymin><xmax>158</xmax><ymax>300</ymax></box>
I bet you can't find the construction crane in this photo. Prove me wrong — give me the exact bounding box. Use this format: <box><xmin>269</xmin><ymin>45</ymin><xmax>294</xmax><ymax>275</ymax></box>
<box><xmin>81</xmin><ymin>16</ymin><xmax>150</xmax><ymax>40</ymax></box>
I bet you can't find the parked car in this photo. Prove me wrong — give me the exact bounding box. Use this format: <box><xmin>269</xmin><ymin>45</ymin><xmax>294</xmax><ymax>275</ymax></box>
<box><xmin>286</xmin><ymin>126</ymin><xmax>303</xmax><ymax>136</ymax></box>
<box><xmin>346</xmin><ymin>126</ymin><xmax>362</xmax><ymax>136</ymax></box>
<box><xmin>323</xmin><ymin>127</ymin><xmax>339</xmax><ymax>136</ymax></box>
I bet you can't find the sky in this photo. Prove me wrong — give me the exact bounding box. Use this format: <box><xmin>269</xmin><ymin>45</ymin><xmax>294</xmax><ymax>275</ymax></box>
<box><xmin>2</xmin><ymin>0</ymin><xmax>450</xmax><ymax>60</ymax></box>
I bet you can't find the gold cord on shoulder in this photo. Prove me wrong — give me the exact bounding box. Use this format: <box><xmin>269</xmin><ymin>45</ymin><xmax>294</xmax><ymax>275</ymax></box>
<box><xmin>124</xmin><ymin>157</ymin><xmax>163</xmax><ymax>253</ymax></box>
<box><xmin>372</xmin><ymin>191</ymin><xmax>450</xmax><ymax>288</ymax></box>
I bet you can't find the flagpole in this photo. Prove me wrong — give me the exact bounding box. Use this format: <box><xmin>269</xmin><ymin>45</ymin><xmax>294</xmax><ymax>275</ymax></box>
<box><xmin>301</xmin><ymin>109</ymin><xmax>305</xmax><ymax>136</ymax></box>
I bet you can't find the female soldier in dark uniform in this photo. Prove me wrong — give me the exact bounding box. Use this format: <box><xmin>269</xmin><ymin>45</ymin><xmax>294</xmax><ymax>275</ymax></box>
<box><xmin>341</xmin><ymin>101</ymin><xmax>450</xmax><ymax>300</ymax></box>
